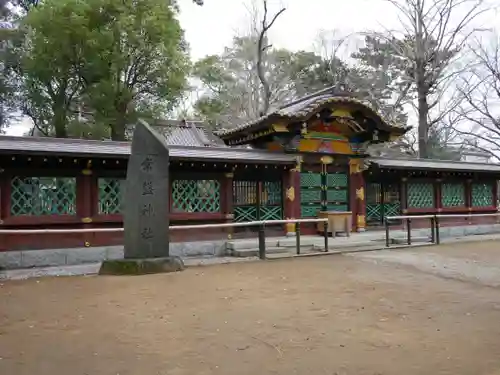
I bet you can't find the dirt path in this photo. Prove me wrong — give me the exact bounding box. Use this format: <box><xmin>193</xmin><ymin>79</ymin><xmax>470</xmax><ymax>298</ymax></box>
<box><xmin>2</xmin><ymin>244</ymin><xmax>500</xmax><ymax>375</ymax></box>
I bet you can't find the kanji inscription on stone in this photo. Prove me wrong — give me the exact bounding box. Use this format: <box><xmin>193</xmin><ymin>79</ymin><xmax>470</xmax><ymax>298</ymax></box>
<box><xmin>123</xmin><ymin>120</ymin><xmax>170</xmax><ymax>259</ymax></box>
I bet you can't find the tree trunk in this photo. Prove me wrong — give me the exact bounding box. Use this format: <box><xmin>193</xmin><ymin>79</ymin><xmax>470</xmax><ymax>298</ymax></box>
<box><xmin>417</xmin><ymin>88</ymin><xmax>429</xmax><ymax>158</ymax></box>
<box><xmin>53</xmin><ymin>109</ymin><xmax>67</xmax><ymax>138</ymax></box>
<box><xmin>110</xmin><ymin>111</ymin><xmax>127</xmax><ymax>141</ymax></box>
<box><xmin>110</xmin><ymin>100</ymin><xmax>128</xmax><ymax>141</ymax></box>
<box><xmin>110</xmin><ymin>120</ymin><xmax>126</xmax><ymax>141</ymax></box>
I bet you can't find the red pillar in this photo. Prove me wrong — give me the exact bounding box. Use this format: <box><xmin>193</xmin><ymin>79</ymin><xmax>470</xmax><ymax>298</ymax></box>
<box><xmin>77</xmin><ymin>168</ymin><xmax>95</xmax><ymax>247</ymax></box>
<box><xmin>283</xmin><ymin>160</ymin><xmax>301</xmax><ymax>235</ymax></box>
<box><xmin>221</xmin><ymin>172</ymin><xmax>234</xmax><ymax>238</ymax></box>
<box><xmin>435</xmin><ymin>178</ymin><xmax>442</xmax><ymax>213</ymax></box>
<box><xmin>0</xmin><ymin>171</ymin><xmax>10</xmax><ymax>251</ymax></box>
<box><xmin>349</xmin><ymin>158</ymin><xmax>366</xmax><ymax>232</ymax></box>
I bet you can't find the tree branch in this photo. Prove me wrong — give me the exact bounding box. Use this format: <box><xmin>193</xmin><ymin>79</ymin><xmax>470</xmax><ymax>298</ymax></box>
<box><xmin>256</xmin><ymin>0</ymin><xmax>285</xmax><ymax>115</ymax></box>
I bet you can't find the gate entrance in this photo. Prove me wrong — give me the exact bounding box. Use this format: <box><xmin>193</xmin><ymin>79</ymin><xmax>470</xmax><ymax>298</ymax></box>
<box><xmin>232</xmin><ymin>179</ymin><xmax>283</xmax><ymax>223</ymax></box>
<box><xmin>366</xmin><ymin>182</ymin><xmax>401</xmax><ymax>226</ymax></box>
<box><xmin>299</xmin><ymin>164</ymin><xmax>349</xmax><ymax>218</ymax></box>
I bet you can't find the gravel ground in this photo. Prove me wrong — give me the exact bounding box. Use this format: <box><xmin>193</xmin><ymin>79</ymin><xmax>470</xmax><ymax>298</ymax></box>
<box><xmin>2</xmin><ymin>242</ymin><xmax>500</xmax><ymax>375</ymax></box>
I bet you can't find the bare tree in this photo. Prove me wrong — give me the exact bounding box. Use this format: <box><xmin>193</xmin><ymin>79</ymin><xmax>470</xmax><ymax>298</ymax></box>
<box><xmin>454</xmin><ymin>32</ymin><xmax>500</xmax><ymax>162</ymax></box>
<box><xmin>376</xmin><ymin>0</ymin><xmax>489</xmax><ymax>158</ymax></box>
<box><xmin>255</xmin><ymin>0</ymin><xmax>285</xmax><ymax>115</ymax></box>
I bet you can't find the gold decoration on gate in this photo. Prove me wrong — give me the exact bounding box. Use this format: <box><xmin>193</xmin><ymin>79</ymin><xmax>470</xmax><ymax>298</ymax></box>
<box><xmin>356</xmin><ymin>187</ymin><xmax>365</xmax><ymax>201</ymax></box>
<box><xmin>286</xmin><ymin>186</ymin><xmax>295</xmax><ymax>201</ymax></box>
<box><xmin>349</xmin><ymin>158</ymin><xmax>362</xmax><ymax>174</ymax></box>
<box><xmin>356</xmin><ymin>215</ymin><xmax>366</xmax><ymax>228</ymax></box>
<box><xmin>320</xmin><ymin>155</ymin><xmax>333</xmax><ymax>165</ymax></box>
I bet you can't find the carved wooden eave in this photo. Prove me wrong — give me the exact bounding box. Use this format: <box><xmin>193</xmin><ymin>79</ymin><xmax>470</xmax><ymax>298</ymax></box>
<box><xmin>217</xmin><ymin>94</ymin><xmax>411</xmax><ymax>146</ymax></box>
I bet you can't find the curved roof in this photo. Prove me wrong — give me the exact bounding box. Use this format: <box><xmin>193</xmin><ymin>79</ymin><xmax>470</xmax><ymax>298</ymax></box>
<box><xmin>216</xmin><ymin>89</ymin><xmax>410</xmax><ymax>138</ymax></box>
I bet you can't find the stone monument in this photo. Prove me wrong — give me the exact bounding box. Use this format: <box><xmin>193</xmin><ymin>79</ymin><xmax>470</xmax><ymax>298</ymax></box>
<box><xmin>99</xmin><ymin>120</ymin><xmax>184</xmax><ymax>275</ymax></box>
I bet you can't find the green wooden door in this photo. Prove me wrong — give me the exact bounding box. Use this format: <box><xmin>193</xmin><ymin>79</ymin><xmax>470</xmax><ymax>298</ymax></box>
<box><xmin>366</xmin><ymin>182</ymin><xmax>401</xmax><ymax>225</ymax></box>
<box><xmin>300</xmin><ymin>171</ymin><xmax>323</xmax><ymax>217</ymax></box>
<box><xmin>233</xmin><ymin>180</ymin><xmax>283</xmax><ymax>222</ymax></box>
<box><xmin>325</xmin><ymin>172</ymin><xmax>348</xmax><ymax>211</ymax></box>
<box><xmin>300</xmin><ymin>169</ymin><xmax>349</xmax><ymax>217</ymax></box>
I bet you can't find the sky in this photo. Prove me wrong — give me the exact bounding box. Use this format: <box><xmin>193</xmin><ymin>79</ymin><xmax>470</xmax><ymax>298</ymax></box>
<box><xmin>5</xmin><ymin>0</ymin><xmax>500</xmax><ymax>136</ymax></box>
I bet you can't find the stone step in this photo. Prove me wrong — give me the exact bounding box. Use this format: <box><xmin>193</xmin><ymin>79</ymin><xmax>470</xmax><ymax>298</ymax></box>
<box><xmin>226</xmin><ymin>237</ymin><xmax>324</xmax><ymax>250</ymax></box>
<box><xmin>230</xmin><ymin>246</ymin><xmax>304</xmax><ymax>258</ymax></box>
<box><xmin>226</xmin><ymin>239</ymin><xmax>280</xmax><ymax>251</ymax></box>
<box><xmin>391</xmin><ymin>236</ymin><xmax>431</xmax><ymax>244</ymax></box>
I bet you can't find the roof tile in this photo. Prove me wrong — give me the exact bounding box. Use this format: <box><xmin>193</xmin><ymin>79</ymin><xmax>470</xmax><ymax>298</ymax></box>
<box><xmin>370</xmin><ymin>157</ymin><xmax>500</xmax><ymax>172</ymax></box>
<box><xmin>0</xmin><ymin>135</ymin><xmax>296</xmax><ymax>164</ymax></box>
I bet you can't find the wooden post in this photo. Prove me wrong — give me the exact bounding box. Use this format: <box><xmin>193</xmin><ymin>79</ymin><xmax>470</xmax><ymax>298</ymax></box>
<box><xmin>284</xmin><ymin>159</ymin><xmax>301</xmax><ymax>236</ymax></box>
<box><xmin>349</xmin><ymin>158</ymin><xmax>366</xmax><ymax>232</ymax></box>
<box><xmin>435</xmin><ymin>178</ymin><xmax>442</xmax><ymax>213</ymax></box>
<box><xmin>222</xmin><ymin>172</ymin><xmax>234</xmax><ymax>239</ymax></box>
<box><xmin>0</xmin><ymin>171</ymin><xmax>9</xmax><ymax>251</ymax></box>
<box><xmin>78</xmin><ymin>166</ymin><xmax>95</xmax><ymax>247</ymax></box>
<box><xmin>466</xmin><ymin>179</ymin><xmax>473</xmax><ymax>224</ymax></box>
<box><xmin>0</xmin><ymin>172</ymin><xmax>11</xmax><ymax>223</ymax></box>
<box><xmin>400</xmin><ymin>177</ymin><xmax>408</xmax><ymax>214</ymax></box>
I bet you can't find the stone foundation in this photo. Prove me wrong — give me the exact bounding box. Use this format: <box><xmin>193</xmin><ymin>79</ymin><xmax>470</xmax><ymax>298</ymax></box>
<box><xmin>0</xmin><ymin>240</ymin><xmax>226</xmax><ymax>270</ymax></box>
<box><xmin>2</xmin><ymin>223</ymin><xmax>500</xmax><ymax>270</ymax></box>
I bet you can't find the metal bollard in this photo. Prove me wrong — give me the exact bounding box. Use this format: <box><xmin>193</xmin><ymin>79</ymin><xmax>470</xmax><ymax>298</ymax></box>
<box><xmin>323</xmin><ymin>221</ymin><xmax>329</xmax><ymax>252</ymax></box>
<box><xmin>258</xmin><ymin>223</ymin><xmax>266</xmax><ymax>259</ymax></box>
<box><xmin>385</xmin><ymin>218</ymin><xmax>390</xmax><ymax>248</ymax></box>
<box><xmin>406</xmin><ymin>218</ymin><xmax>412</xmax><ymax>245</ymax></box>
<box><xmin>435</xmin><ymin>216</ymin><xmax>441</xmax><ymax>245</ymax></box>
<box><xmin>430</xmin><ymin>217</ymin><xmax>436</xmax><ymax>244</ymax></box>
<box><xmin>296</xmin><ymin>222</ymin><xmax>301</xmax><ymax>255</ymax></box>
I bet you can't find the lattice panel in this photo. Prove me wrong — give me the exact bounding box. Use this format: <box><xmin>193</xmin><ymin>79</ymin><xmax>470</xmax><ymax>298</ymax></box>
<box><xmin>98</xmin><ymin>178</ymin><xmax>124</xmax><ymax>214</ymax></box>
<box><xmin>260</xmin><ymin>206</ymin><xmax>283</xmax><ymax>220</ymax></box>
<box><xmin>326</xmin><ymin>189</ymin><xmax>347</xmax><ymax>202</ymax></box>
<box><xmin>262</xmin><ymin>181</ymin><xmax>282</xmax><ymax>205</ymax></box>
<box><xmin>367</xmin><ymin>183</ymin><xmax>382</xmax><ymax>204</ymax></box>
<box><xmin>301</xmin><ymin>205</ymin><xmax>322</xmax><ymax>217</ymax></box>
<box><xmin>471</xmin><ymin>183</ymin><xmax>493</xmax><ymax>207</ymax></box>
<box><xmin>234</xmin><ymin>206</ymin><xmax>258</xmax><ymax>222</ymax></box>
<box><xmin>172</xmin><ymin>179</ymin><xmax>220</xmax><ymax>213</ymax></box>
<box><xmin>366</xmin><ymin>204</ymin><xmax>381</xmax><ymax>221</ymax></box>
<box><xmin>326</xmin><ymin>205</ymin><xmax>348</xmax><ymax>212</ymax></box>
<box><xmin>441</xmin><ymin>183</ymin><xmax>465</xmax><ymax>207</ymax></box>
<box><xmin>10</xmin><ymin>176</ymin><xmax>76</xmax><ymax>216</ymax></box>
<box><xmin>233</xmin><ymin>181</ymin><xmax>257</xmax><ymax>205</ymax></box>
<box><xmin>301</xmin><ymin>190</ymin><xmax>321</xmax><ymax>203</ymax></box>
<box><xmin>300</xmin><ymin>172</ymin><xmax>321</xmax><ymax>187</ymax></box>
<box><xmin>326</xmin><ymin>173</ymin><xmax>348</xmax><ymax>187</ymax></box>
<box><xmin>384</xmin><ymin>202</ymin><xmax>401</xmax><ymax>217</ymax></box>
<box><xmin>407</xmin><ymin>182</ymin><xmax>434</xmax><ymax>208</ymax></box>
<box><xmin>366</xmin><ymin>202</ymin><xmax>400</xmax><ymax>222</ymax></box>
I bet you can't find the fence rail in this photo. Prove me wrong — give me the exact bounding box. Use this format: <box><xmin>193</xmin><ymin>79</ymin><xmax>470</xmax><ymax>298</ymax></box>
<box><xmin>384</xmin><ymin>212</ymin><xmax>500</xmax><ymax>247</ymax></box>
<box><xmin>0</xmin><ymin>218</ymin><xmax>329</xmax><ymax>260</ymax></box>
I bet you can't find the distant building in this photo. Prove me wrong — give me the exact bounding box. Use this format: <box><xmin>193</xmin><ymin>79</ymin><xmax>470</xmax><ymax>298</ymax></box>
<box><xmin>461</xmin><ymin>150</ymin><xmax>491</xmax><ymax>163</ymax></box>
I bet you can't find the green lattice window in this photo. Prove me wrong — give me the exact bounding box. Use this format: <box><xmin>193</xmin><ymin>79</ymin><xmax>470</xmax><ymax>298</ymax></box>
<box><xmin>300</xmin><ymin>172</ymin><xmax>322</xmax><ymax>218</ymax></box>
<box><xmin>262</xmin><ymin>181</ymin><xmax>282</xmax><ymax>206</ymax></box>
<box><xmin>407</xmin><ymin>182</ymin><xmax>434</xmax><ymax>208</ymax></box>
<box><xmin>233</xmin><ymin>181</ymin><xmax>257</xmax><ymax>205</ymax></box>
<box><xmin>233</xmin><ymin>180</ymin><xmax>283</xmax><ymax>222</ymax></box>
<box><xmin>301</xmin><ymin>172</ymin><xmax>322</xmax><ymax>187</ymax></box>
<box><xmin>98</xmin><ymin>178</ymin><xmax>124</xmax><ymax>214</ymax></box>
<box><xmin>301</xmin><ymin>205</ymin><xmax>322</xmax><ymax>217</ymax></box>
<box><xmin>441</xmin><ymin>183</ymin><xmax>465</xmax><ymax>207</ymax></box>
<box><xmin>326</xmin><ymin>190</ymin><xmax>347</xmax><ymax>201</ymax></box>
<box><xmin>10</xmin><ymin>176</ymin><xmax>76</xmax><ymax>216</ymax></box>
<box><xmin>471</xmin><ymin>183</ymin><xmax>494</xmax><ymax>207</ymax></box>
<box><xmin>326</xmin><ymin>205</ymin><xmax>348</xmax><ymax>211</ymax></box>
<box><xmin>326</xmin><ymin>173</ymin><xmax>348</xmax><ymax>187</ymax></box>
<box><xmin>301</xmin><ymin>190</ymin><xmax>321</xmax><ymax>202</ymax></box>
<box><xmin>172</xmin><ymin>179</ymin><xmax>220</xmax><ymax>213</ymax></box>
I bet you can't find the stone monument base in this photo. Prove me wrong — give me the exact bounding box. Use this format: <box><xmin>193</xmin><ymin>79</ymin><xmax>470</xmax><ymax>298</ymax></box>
<box><xmin>99</xmin><ymin>256</ymin><xmax>184</xmax><ymax>276</ymax></box>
